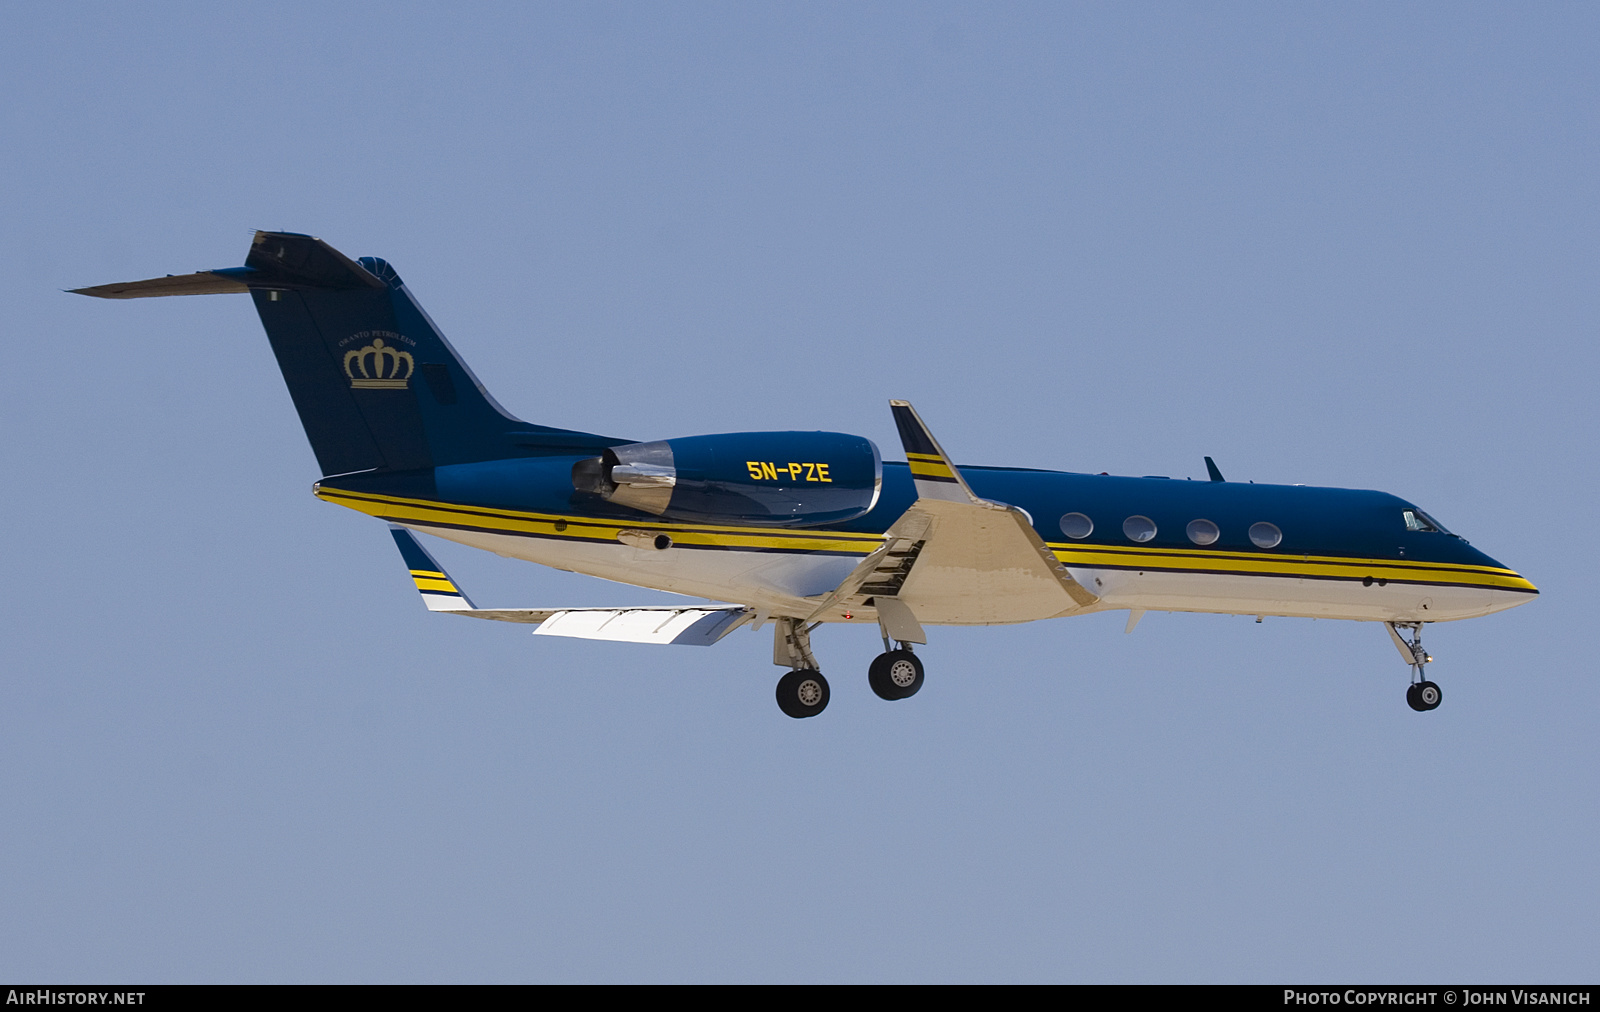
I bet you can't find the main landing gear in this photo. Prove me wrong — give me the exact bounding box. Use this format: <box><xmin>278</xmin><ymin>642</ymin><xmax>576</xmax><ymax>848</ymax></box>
<box><xmin>776</xmin><ymin>668</ymin><xmax>830</xmax><ymax>719</ymax></box>
<box><xmin>1387</xmin><ymin>621</ymin><xmax>1441</xmax><ymax>712</ymax></box>
<box><xmin>868</xmin><ymin>646</ymin><xmax>924</xmax><ymax>701</ymax></box>
<box><xmin>773</xmin><ymin>617</ymin><xmax>830</xmax><ymax>719</ymax></box>
<box><xmin>769</xmin><ymin>616</ymin><xmax>930</xmax><ymax>717</ymax></box>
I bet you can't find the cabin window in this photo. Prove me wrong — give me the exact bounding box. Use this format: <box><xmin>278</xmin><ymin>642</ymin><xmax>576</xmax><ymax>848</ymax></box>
<box><xmin>1059</xmin><ymin>512</ymin><xmax>1093</xmax><ymax>539</ymax></box>
<box><xmin>1249</xmin><ymin>522</ymin><xmax>1282</xmax><ymax>549</ymax></box>
<box><xmin>1402</xmin><ymin>509</ymin><xmax>1443</xmax><ymax>533</ymax></box>
<box><xmin>1186</xmin><ymin>519</ymin><xmax>1220</xmax><ymax>545</ymax></box>
<box><xmin>1123</xmin><ymin>515</ymin><xmax>1157</xmax><ymax>542</ymax></box>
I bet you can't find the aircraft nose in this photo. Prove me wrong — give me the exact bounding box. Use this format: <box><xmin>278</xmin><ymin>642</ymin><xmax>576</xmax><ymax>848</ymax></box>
<box><xmin>1469</xmin><ymin>544</ymin><xmax>1538</xmax><ymax>597</ymax></box>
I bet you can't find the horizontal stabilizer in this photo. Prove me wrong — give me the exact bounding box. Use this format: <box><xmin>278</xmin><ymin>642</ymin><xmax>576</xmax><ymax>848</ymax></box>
<box><xmin>69</xmin><ymin>271</ymin><xmax>250</xmax><ymax>299</ymax></box>
<box><xmin>70</xmin><ymin>231</ymin><xmax>386</xmax><ymax>299</ymax></box>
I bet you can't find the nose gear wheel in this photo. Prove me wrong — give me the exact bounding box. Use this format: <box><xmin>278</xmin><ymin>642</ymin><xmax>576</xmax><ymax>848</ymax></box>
<box><xmin>1406</xmin><ymin>680</ymin><xmax>1442</xmax><ymax>712</ymax></box>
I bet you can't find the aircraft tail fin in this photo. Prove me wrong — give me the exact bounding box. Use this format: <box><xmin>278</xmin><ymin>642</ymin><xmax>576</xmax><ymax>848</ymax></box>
<box><xmin>73</xmin><ymin>231</ymin><xmax>619</xmax><ymax>477</ymax></box>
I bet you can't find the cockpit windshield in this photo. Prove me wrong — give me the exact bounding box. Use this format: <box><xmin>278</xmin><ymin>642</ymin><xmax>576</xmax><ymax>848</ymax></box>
<box><xmin>1401</xmin><ymin>508</ymin><xmax>1450</xmax><ymax>534</ymax></box>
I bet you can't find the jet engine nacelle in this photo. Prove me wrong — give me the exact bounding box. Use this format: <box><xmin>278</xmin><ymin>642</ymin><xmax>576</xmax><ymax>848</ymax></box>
<box><xmin>572</xmin><ymin>431</ymin><xmax>882</xmax><ymax>527</ymax></box>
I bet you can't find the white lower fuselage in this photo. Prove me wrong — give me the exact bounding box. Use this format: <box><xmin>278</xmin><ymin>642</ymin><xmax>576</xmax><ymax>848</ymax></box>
<box><xmin>406</xmin><ymin>521</ymin><xmax>1528</xmax><ymax>627</ymax></box>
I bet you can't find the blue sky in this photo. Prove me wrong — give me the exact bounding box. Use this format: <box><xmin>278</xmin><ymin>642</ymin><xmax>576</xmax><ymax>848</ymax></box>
<box><xmin>2</xmin><ymin>3</ymin><xmax>1595</xmax><ymax>981</ymax></box>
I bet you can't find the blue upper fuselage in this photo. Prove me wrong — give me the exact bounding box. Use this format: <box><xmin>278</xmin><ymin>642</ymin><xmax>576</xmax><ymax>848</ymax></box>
<box><xmin>857</xmin><ymin>462</ymin><xmax>1508</xmax><ymax>572</ymax></box>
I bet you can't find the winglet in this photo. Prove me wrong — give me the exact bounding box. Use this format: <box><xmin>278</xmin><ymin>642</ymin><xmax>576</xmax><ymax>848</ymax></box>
<box><xmin>389</xmin><ymin>525</ymin><xmax>477</xmax><ymax>611</ymax></box>
<box><xmin>890</xmin><ymin>400</ymin><xmax>983</xmax><ymax>504</ymax></box>
<box><xmin>1204</xmin><ymin>456</ymin><xmax>1225</xmax><ymax>483</ymax></box>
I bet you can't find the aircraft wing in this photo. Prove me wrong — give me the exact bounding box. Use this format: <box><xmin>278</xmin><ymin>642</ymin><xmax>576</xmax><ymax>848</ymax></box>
<box><xmin>388</xmin><ymin>526</ymin><xmax>752</xmax><ymax>646</ymax></box>
<box><xmin>807</xmin><ymin>402</ymin><xmax>1099</xmax><ymax>628</ymax></box>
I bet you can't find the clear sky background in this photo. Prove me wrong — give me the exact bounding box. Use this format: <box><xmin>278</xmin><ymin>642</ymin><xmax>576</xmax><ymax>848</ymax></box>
<box><xmin>2</xmin><ymin>2</ymin><xmax>1595</xmax><ymax>983</ymax></box>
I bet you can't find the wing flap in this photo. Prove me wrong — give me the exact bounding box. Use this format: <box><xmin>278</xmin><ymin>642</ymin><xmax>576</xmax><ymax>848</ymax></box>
<box><xmin>533</xmin><ymin>607</ymin><xmax>750</xmax><ymax>645</ymax></box>
<box><xmin>387</xmin><ymin>525</ymin><xmax>750</xmax><ymax>644</ymax></box>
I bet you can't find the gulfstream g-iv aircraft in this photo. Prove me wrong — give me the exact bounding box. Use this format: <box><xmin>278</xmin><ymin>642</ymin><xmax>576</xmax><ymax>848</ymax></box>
<box><xmin>74</xmin><ymin>231</ymin><xmax>1538</xmax><ymax>718</ymax></box>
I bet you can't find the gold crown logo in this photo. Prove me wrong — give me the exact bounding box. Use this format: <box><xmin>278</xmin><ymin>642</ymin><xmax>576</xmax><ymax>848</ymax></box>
<box><xmin>344</xmin><ymin>337</ymin><xmax>414</xmax><ymax>389</ymax></box>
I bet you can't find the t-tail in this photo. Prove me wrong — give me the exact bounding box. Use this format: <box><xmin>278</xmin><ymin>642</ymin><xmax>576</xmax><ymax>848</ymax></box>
<box><xmin>72</xmin><ymin>231</ymin><xmax>618</xmax><ymax>476</ymax></box>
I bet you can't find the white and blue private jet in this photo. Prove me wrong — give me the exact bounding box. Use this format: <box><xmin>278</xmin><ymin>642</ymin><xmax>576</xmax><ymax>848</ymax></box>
<box><xmin>74</xmin><ymin>231</ymin><xmax>1538</xmax><ymax>717</ymax></box>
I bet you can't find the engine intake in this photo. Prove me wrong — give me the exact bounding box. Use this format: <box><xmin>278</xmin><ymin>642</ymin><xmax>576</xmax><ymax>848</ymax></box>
<box><xmin>572</xmin><ymin>431</ymin><xmax>882</xmax><ymax>527</ymax></box>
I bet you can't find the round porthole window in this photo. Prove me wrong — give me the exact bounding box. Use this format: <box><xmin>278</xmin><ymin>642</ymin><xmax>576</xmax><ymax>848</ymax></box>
<box><xmin>1123</xmin><ymin>515</ymin><xmax>1157</xmax><ymax>543</ymax></box>
<box><xmin>1059</xmin><ymin>512</ymin><xmax>1093</xmax><ymax>539</ymax></box>
<box><xmin>1249</xmin><ymin>522</ymin><xmax>1282</xmax><ymax>549</ymax></box>
<box><xmin>1186</xmin><ymin>519</ymin><xmax>1220</xmax><ymax>545</ymax></box>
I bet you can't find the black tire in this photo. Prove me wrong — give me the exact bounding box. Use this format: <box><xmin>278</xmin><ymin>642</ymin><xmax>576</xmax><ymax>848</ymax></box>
<box><xmin>868</xmin><ymin>650</ymin><xmax>924</xmax><ymax>701</ymax></box>
<box><xmin>1416</xmin><ymin>680</ymin><xmax>1442</xmax><ymax>711</ymax></box>
<box><xmin>776</xmin><ymin>669</ymin><xmax>830</xmax><ymax>718</ymax></box>
<box><xmin>1406</xmin><ymin>684</ymin><xmax>1426</xmax><ymax>711</ymax></box>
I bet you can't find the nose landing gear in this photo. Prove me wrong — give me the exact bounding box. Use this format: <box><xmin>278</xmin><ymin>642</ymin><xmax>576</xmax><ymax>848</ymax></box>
<box><xmin>1387</xmin><ymin>621</ymin><xmax>1441</xmax><ymax>712</ymax></box>
<box><xmin>1406</xmin><ymin>680</ymin><xmax>1442</xmax><ymax>712</ymax></box>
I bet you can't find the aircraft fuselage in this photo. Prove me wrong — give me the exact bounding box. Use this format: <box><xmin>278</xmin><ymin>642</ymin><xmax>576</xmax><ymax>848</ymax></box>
<box><xmin>318</xmin><ymin>458</ymin><xmax>1535</xmax><ymax>627</ymax></box>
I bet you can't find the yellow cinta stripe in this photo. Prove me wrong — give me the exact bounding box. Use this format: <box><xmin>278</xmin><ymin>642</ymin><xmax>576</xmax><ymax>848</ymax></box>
<box><xmin>905</xmin><ymin>451</ymin><xmax>945</xmax><ymax>462</ymax></box>
<box><xmin>411</xmin><ymin>577</ymin><xmax>459</xmax><ymax>593</ymax></box>
<box><xmin>408</xmin><ymin>569</ymin><xmax>447</xmax><ymax>580</ymax></box>
<box><xmin>317</xmin><ymin>488</ymin><xmax>884</xmax><ymax>555</ymax></box>
<box><xmin>351</xmin><ymin>488</ymin><xmax>879</xmax><ymax>544</ymax></box>
<box><xmin>1050</xmin><ymin>547</ymin><xmax>1535</xmax><ymax>591</ymax></box>
<box><xmin>908</xmin><ymin>461</ymin><xmax>956</xmax><ymax>479</ymax></box>
<box><xmin>1047</xmin><ymin>539</ymin><xmax>1523</xmax><ymax>575</ymax></box>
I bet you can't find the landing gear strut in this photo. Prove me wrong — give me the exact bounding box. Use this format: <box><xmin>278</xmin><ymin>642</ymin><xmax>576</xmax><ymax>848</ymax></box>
<box><xmin>1387</xmin><ymin>621</ymin><xmax>1441</xmax><ymax>712</ymax></box>
<box><xmin>773</xmin><ymin>617</ymin><xmax>829</xmax><ymax>719</ymax></box>
<box><xmin>868</xmin><ymin>599</ymin><xmax>927</xmax><ymax>702</ymax></box>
